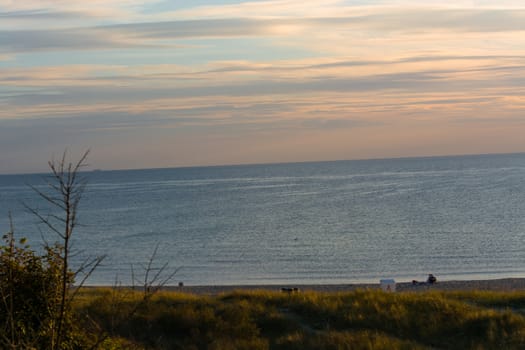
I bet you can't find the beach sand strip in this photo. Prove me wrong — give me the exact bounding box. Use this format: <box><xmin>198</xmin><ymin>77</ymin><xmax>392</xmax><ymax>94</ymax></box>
<box><xmin>164</xmin><ymin>278</ymin><xmax>525</xmax><ymax>295</ymax></box>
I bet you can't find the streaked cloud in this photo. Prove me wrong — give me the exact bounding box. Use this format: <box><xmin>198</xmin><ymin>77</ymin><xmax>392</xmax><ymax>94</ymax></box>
<box><xmin>1</xmin><ymin>0</ymin><xmax>524</xmax><ymax>173</ymax></box>
<box><xmin>3</xmin><ymin>7</ymin><xmax>525</xmax><ymax>52</ymax></box>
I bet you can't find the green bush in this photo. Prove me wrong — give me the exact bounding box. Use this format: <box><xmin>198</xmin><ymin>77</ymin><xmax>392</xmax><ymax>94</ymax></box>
<box><xmin>0</xmin><ymin>152</ymin><xmax>97</xmax><ymax>349</ymax></box>
<box><xmin>0</xmin><ymin>232</ymin><xmax>80</xmax><ymax>349</ymax></box>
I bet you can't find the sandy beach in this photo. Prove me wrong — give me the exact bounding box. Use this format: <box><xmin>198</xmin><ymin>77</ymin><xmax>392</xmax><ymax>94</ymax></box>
<box><xmin>168</xmin><ymin>278</ymin><xmax>525</xmax><ymax>295</ymax></box>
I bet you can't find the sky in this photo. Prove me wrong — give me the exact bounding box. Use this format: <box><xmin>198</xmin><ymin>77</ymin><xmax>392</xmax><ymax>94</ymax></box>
<box><xmin>1</xmin><ymin>0</ymin><xmax>525</xmax><ymax>173</ymax></box>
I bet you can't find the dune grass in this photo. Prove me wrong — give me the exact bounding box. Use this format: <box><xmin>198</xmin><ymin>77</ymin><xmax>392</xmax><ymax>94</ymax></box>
<box><xmin>74</xmin><ymin>288</ymin><xmax>525</xmax><ymax>349</ymax></box>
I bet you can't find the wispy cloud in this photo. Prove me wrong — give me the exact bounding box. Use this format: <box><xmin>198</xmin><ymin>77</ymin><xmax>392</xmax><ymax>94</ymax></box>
<box><xmin>3</xmin><ymin>56</ymin><xmax>524</xmax><ymax>123</ymax></box>
<box><xmin>3</xmin><ymin>6</ymin><xmax>525</xmax><ymax>52</ymax></box>
<box><xmin>1</xmin><ymin>0</ymin><xmax>525</xmax><ymax>172</ymax></box>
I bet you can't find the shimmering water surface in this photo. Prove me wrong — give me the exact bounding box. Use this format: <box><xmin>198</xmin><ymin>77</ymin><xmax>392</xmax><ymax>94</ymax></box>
<box><xmin>1</xmin><ymin>153</ymin><xmax>525</xmax><ymax>285</ymax></box>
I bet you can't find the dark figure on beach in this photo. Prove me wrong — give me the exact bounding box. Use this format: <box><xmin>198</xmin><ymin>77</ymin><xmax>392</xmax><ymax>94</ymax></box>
<box><xmin>412</xmin><ymin>274</ymin><xmax>437</xmax><ymax>286</ymax></box>
<box><xmin>281</xmin><ymin>287</ymin><xmax>300</xmax><ymax>294</ymax></box>
<box><xmin>427</xmin><ymin>274</ymin><xmax>437</xmax><ymax>284</ymax></box>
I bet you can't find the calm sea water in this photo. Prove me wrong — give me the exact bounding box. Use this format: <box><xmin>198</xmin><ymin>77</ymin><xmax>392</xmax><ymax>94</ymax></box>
<box><xmin>1</xmin><ymin>153</ymin><xmax>525</xmax><ymax>286</ymax></box>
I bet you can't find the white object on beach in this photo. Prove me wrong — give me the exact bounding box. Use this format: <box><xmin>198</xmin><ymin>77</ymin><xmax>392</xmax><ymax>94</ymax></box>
<box><xmin>380</xmin><ymin>279</ymin><xmax>396</xmax><ymax>292</ymax></box>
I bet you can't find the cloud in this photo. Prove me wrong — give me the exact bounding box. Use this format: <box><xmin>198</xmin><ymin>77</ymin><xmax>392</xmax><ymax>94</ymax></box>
<box><xmin>0</xmin><ymin>0</ymin><xmax>160</xmax><ymax>16</ymax></box>
<box><xmin>2</xmin><ymin>1</ymin><xmax>525</xmax><ymax>172</ymax></box>
<box><xmin>2</xmin><ymin>55</ymin><xmax>524</xmax><ymax>122</ymax></box>
<box><xmin>354</xmin><ymin>9</ymin><xmax>525</xmax><ymax>33</ymax></box>
<box><xmin>0</xmin><ymin>18</ymin><xmax>290</xmax><ymax>53</ymax></box>
<box><xmin>109</xmin><ymin>18</ymin><xmax>273</xmax><ymax>39</ymax></box>
<box><xmin>0</xmin><ymin>29</ymin><xmax>127</xmax><ymax>52</ymax></box>
<box><xmin>0</xmin><ymin>71</ymin><xmax>447</xmax><ymax>108</ymax></box>
<box><xmin>3</xmin><ymin>6</ymin><xmax>525</xmax><ymax>53</ymax></box>
<box><xmin>0</xmin><ymin>10</ymin><xmax>83</xmax><ymax>20</ymax></box>
<box><xmin>301</xmin><ymin>118</ymin><xmax>376</xmax><ymax>130</ymax></box>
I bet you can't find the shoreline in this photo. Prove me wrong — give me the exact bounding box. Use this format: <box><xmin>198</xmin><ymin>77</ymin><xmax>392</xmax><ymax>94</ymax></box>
<box><xmin>90</xmin><ymin>278</ymin><xmax>525</xmax><ymax>295</ymax></box>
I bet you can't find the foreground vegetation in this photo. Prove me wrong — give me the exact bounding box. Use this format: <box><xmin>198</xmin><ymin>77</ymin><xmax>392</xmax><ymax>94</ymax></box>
<box><xmin>71</xmin><ymin>288</ymin><xmax>525</xmax><ymax>349</ymax></box>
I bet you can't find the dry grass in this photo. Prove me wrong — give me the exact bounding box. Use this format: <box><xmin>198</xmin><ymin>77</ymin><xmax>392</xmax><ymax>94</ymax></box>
<box><xmin>72</xmin><ymin>288</ymin><xmax>525</xmax><ymax>349</ymax></box>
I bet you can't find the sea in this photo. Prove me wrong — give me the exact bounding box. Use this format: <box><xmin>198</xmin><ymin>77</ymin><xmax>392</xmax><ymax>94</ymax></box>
<box><xmin>1</xmin><ymin>153</ymin><xmax>525</xmax><ymax>286</ymax></box>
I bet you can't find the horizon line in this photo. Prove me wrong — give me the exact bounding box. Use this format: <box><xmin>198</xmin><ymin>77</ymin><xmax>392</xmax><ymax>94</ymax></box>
<box><xmin>2</xmin><ymin>151</ymin><xmax>524</xmax><ymax>177</ymax></box>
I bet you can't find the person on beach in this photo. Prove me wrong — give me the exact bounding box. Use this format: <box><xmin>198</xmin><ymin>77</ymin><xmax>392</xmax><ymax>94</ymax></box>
<box><xmin>412</xmin><ymin>274</ymin><xmax>437</xmax><ymax>285</ymax></box>
<box><xmin>427</xmin><ymin>274</ymin><xmax>437</xmax><ymax>284</ymax></box>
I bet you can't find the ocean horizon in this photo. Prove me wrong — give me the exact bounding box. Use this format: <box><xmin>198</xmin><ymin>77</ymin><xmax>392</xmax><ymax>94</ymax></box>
<box><xmin>1</xmin><ymin>152</ymin><xmax>525</xmax><ymax>286</ymax></box>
